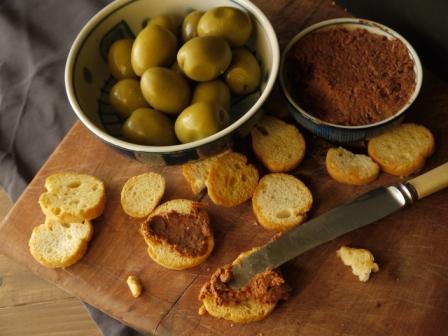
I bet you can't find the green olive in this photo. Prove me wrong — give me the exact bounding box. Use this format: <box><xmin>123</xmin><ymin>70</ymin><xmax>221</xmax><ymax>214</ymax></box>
<box><xmin>197</xmin><ymin>7</ymin><xmax>252</xmax><ymax>47</ymax></box>
<box><xmin>224</xmin><ymin>48</ymin><xmax>261</xmax><ymax>95</ymax></box>
<box><xmin>140</xmin><ymin>67</ymin><xmax>191</xmax><ymax>114</ymax></box>
<box><xmin>109</xmin><ymin>79</ymin><xmax>148</xmax><ymax>119</ymax></box>
<box><xmin>122</xmin><ymin>108</ymin><xmax>177</xmax><ymax>146</ymax></box>
<box><xmin>182</xmin><ymin>10</ymin><xmax>204</xmax><ymax>43</ymax></box>
<box><xmin>149</xmin><ymin>14</ymin><xmax>178</xmax><ymax>35</ymax></box>
<box><xmin>177</xmin><ymin>36</ymin><xmax>231</xmax><ymax>82</ymax></box>
<box><xmin>108</xmin><ymin>39</ymin><xmax>135</xmax><ymax>79</ymax></box>
<box><xmin>191</xmin><ymin>80</ymin><xmax>231</xmax><ymax>111</ymax></box>
<box><xmin>175</xmin><ymin>102</ymin><xmax>230</xmax><ymax>143</ymax></box>
<box><xmin>171</xmin><ymin>61</ymin><xmax>184</xmax><ymax>77</ymax></box>
<box><xmin>131</xmin><ymin>25</ymin><xmax>177</xmax><ymax>76</ymax></box>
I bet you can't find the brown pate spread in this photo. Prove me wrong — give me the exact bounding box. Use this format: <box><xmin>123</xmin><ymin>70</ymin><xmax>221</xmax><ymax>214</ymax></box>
<box><xmin>286</xmin><ymin>27</ymin><xmax>416</xmax><ymax>126</ymax></box>
<box><xmin>145</xmin><ymin>208</ymin><xmax>212</xmax><ymax>258</ymax></box>
<box><xmin>199</xmin><ymin>265</ymin><xmax>291</xmax><ymax>306</ymax></box>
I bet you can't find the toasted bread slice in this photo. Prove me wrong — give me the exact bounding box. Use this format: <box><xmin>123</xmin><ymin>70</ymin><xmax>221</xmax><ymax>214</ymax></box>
<box><xmin>206</xmin><ymin>152</ymin><xmax>259</xmax><ymax>207</ymax></box>
<box><xmin>39</xmin><ymin>173</ymin><xmax>106</xmax><ymax>223</ymax></box>
<box><xmin>29</xmin><ymin>219</ymin><xmax>93</xmax><ymax>268</ymax></box>
<box><xmin>199</xmin><ymin>248</ymin><xmax>289</xmax><ymax>323</ymax></box>
<box><xmin>251</xmin><ymin>115</ymin><xmax>306</xmax><ymax>172</ymax></box>
<box><xmin>201</xmin><ymin>296</ymin><xmax>275</xmax><ymax>323</ymax></box>
<box><xmin>182</xmin><ymin>150</ymin><xmax>231</xmax><ymax>195</ymax></box>
<box><xmin>367</xmin><ymin>123</ymin><xmax>434</xmax><ymax>176</ymax></box>
<box><xmin>252</xmin><ymin>173</ymin><xmax>312</xmax><ymax>231</ymax></box>
<box><xmin>337</xmin><ymin>246</ymin><xmax>379</xmax><ymax>282</ymax></box>
<box><xmin>121</xmin><ymin>172</ymin><xmax>165</xmax><ymax>218</ymax></box>
<box><xmin>140</xmin><ymin>199</ymin><xmax>214</xmax><ymax>270</ymax></box>
<box><xmin>326</xmin><ymin>147</ymin><xmax>380</xmax><ymax>185</ymax></box>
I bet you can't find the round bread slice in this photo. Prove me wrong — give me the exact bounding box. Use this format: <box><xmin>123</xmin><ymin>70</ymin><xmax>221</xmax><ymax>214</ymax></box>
<box><xmin>140</xmin><ymin>199</ymin><xmax>214</xmax><ymax>270</ymax></box>
<box><xmin>367</xmin><ymin>123</ymin><xmax>435</xmax><ymax>176</ymax></box>
<box><xmin>252</xmin><ymin>173</ymin><xmax>313</xmax><ymax>231</ymax></box>
<box><xmin>182</xmin><ymin>150</ymin><xmax>231</xmax><ymax>195</ymax></box>
<box><xmin>206</xmin><ymin>152</ymin><xmax>259</xmax><ymax>207</ymax></box>
<box><xmin>251</xmin><ymin>115</ymin><xmax>306</xmax><ymax>172</ymax></box>
<box><xmin>326</xmin><ymin>147</ymin><xmax>380</xmax><ymax>185</ymax></box>
<box><xmin>201</xmin><ymin>296</ymin><xmax>275</xmax><ymax>323</ymax></box>
<box><xmin>121</xmin><ymin>172</ymin><xmax>165</xmax><ymax>218</ymax></box>
<box><xmin>199</xmin><ymin>248</ymin><xmax>290</xmax><ymax>323</ymax></box>
<box><xmin>29</xmin><ymin>219</ymin><xmax>94</xmax><ymax>268</ymax></box>
<box><xmin>38</xmin><ymin>173</ymin><xmax>106</xmax><ymax>223</ymax></box>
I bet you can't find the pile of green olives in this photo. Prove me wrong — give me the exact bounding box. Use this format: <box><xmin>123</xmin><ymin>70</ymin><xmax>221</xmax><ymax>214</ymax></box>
<box><xmin>107</xmin><ymin>7</ymin><xmax>261</xmax><ymax>146</ymax></box>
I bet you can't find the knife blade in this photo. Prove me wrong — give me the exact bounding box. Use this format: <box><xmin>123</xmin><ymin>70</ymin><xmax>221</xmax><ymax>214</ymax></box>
<box><xmin>229</xmin><ymin>162</ymin><xmax>448</xmax><ymax>289</ymax></box>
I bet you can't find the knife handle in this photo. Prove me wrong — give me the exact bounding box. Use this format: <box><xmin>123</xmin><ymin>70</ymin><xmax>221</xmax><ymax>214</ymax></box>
<box><xmin>407</xmin><ymin>162</ymin><xmax>448</xmax><ymax>199</ymax></box>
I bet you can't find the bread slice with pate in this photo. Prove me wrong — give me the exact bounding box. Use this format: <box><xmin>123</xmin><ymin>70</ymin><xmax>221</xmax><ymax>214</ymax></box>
<box><xmin>140</xmin><ymin>199</ymin><xmax>214</xmax><ymax>270</ymax></box>
<box><xmin>199</xmin><ymin>248</ymin><xmax>290</xmax><ymax>323</ymax></box>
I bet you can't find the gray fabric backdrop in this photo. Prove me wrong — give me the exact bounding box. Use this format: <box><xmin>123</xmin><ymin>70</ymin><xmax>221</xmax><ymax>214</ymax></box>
<box><xmin>0</xmin><ymin>1</ymin><xmax>142</xmax><ymax>334</ymax></box>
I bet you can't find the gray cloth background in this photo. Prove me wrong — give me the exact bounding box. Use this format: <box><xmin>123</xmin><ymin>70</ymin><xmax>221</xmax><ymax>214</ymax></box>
<box><xmin>0</xmin><ymin>1</ymin><xmax>142</xmax><ymax>335</ymax></box>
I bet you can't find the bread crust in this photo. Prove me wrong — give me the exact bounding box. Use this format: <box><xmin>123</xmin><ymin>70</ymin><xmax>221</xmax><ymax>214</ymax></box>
<box><xmin>38</xmin><ymin>173</ymin><xmax>106</xmax><ymax>223</ymax></box>
<box><xmin>29</xmin><ymin>219</ymin><xmax>94</xmax><ymax>268</ymax></box>
<box><xmin>199</xmin><ymin>248</ymin><xmax>286</xmax><ymax>323</ymax></box>
<box><xmin>140</xmin><ymin>199</ymin><xmax>214</xmax><ymax>270</ymax></box>
<box><xmin>367</xmin><ymin>123</ymin><xmax>434</xmax><ymax>176</ymax></box>
<box><xmin>252</xmin><ymin>173</ymin><xmax>312</xmax><ymax>231</ymax></box>
<box><xmin>121</xmin><ymin>172</ymin><xmax>165</xmax><ymax>218</ymax></box>
<box><xmin>182</xmin><ymin>150</ymin><xmax>231</xmax><ymax>195</ymax></box>
<box><xmin>251</xmin><ymin>115</ymin><xmax>306</xmax><ymax>172</ymax></box>
<box><xmin>326</xmin><ymin>147</ymin><xmax>380</xmax><ymax>185</ymax></box>
<box><xmin>206</xmin><ymin>152</ymin><xmax>259</xmax><ymax>207</ymax></box>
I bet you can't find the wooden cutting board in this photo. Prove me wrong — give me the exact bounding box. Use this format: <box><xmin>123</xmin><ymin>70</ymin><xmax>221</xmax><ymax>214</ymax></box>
<box><xmin>2</xmin><ymin>1</ymin><xmax>448</xmax><ymax>335</ymax></box>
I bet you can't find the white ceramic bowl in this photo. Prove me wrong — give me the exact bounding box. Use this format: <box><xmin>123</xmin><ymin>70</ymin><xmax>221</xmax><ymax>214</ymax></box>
<box><xmin>65</xmin><ymin>0</ymin><xmax>279</xmax><ymax>165</ymax></box>
<box><xmin>280</xmin><ymin>18</ymin><xmax>423</xmax><ymax>143</ymax></box>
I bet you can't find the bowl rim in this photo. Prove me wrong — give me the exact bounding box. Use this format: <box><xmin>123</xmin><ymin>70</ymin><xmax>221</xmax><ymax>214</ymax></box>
<box><xmin>279</xmin><ymin>17</ymin><xmax>423</xmax><ymax>130</ymax></box>
<box><xmin>65</xmin><ymin>0</ymin><xmax>279</xmax><ymax>153</ymax></box>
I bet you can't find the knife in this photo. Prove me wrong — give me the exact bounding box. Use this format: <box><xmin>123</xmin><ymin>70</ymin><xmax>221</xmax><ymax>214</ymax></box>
<box><xmin>229</xmin><ymin>162</ymin><xmax>448</xmax><ymax>289</ymax></box>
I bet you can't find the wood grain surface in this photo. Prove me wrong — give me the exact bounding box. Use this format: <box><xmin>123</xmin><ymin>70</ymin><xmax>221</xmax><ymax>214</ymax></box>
<box><xmin>1</xmin><ymin>1</ymin><xmax>448</xmax><ymax>335</ymax></box>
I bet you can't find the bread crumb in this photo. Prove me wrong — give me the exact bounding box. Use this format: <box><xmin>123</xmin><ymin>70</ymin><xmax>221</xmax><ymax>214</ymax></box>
<box><xmin>336</xmin><ymin>246</ymin><xmax>379</xmax><ymax>282</ymax></box>
<box><xmin>230</xmin><ymin>323</ymin><xmax>234</xmax><ymax>328</ymax></box>
<box><xmin>127</xmin><ymin>275</ymin><xmax>143</xmax><ymax>298</ymax></box>
<box><xmin>198</xmin><ymin>305</ymin><xmax>207</xmax><ymax>315</ymax></box>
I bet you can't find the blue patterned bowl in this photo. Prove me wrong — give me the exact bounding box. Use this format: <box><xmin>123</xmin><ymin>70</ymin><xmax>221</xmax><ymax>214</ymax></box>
<box><xmin>65</xmin><ymin>0</ymin><xmax>279</xmax><ymax>165</ymax></box>
<box><xmin>279</xmin><ymin>18</ymin><xmax>423</xmax><ymax>143</ymax></box>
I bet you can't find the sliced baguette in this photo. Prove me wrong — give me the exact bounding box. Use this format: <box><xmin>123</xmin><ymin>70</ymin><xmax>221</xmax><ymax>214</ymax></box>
<box><xmin>39</xmin><ymin>173</ymin><xmax>106</xmax><ymax>223</ymax></box>
<box><xmin>182</xmin><ymin>150</ymin><xmax>231</xmax><ymax>195</ymax></box>
<box><xmin>251</xmin><ymin>115</ymin><xmax>306</xmax><ymax>172</ymax></box>
<box><xmin>326</xmin><ymin>147</ymin><xmax>380</xmax><ymax>185</ymax></box>
<box><xmin>367</xmin><ymin>123</ymin><xmax>434</xmax><ymax>176</ymax></box>
<box><xmin>121</xmin><ymin>172</ymin><xmax>165</xmax><ymax>218</ymax></box>
<box><xmin>252</xmin><ymin>173</ymin><xmax>313</xmax><ymax>231</ymax></box>
<box><xmin>199</xmin><ymin>248</ymin><xmax>288</xmax><ymax>323</ymax></box>
<box><xmin>206</xmin><ymin>152</ymin><xmax>259</xmax><ymax>207</ymax></box>
<box><xmin>29</xmin><ymin>219</ymin><xmax>93</xmax><ymax>268</ymax></box>
<box><xmin>201</xmin><ymin>296</ymin><xmax>275</xmax><ymax>323</ymax></box>
<box><xmin>140</xmin><ymin>199</ymin><xmax>214</xmax><ymax>270</ymax></box>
